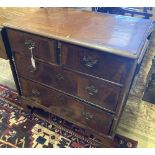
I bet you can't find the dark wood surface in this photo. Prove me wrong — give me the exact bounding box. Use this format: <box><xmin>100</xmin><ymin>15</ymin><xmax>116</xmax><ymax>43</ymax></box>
<box><xmin>8</xmin><ymin>28</ymin><xmax>134</xmax><ymax>84</ymax></box>
<box><xmin>13</xmin><ymin>52</ymin><xmax>122</xmax><ymax>112</ymax></box>
<box><xmin>19</xmin><ymin>77</ymin><xmax>114</xmax><ymax>135</ymax></box>
<box><xmin>61</xmin><ymin>42</ymin><xmax>133</xmax><ymax>84</ymax></box>
<box><xmin>3</xmin><ymin>8</ymin><xmax>153</xmax><ymax>59</ymax></box>
<box><xmin>3</xmin><ymin>8</ymin><xmax>153</xmax><ymax>147</ymax></box>
<box><xmin>7</xmin><ymin>29</ymin><xmax>57</xmax><ymax>64</ymax></box>
<box><xmin>13</xmin><ymin>52</ymin><xmax>77</xmax><ymax>95</ymax></box>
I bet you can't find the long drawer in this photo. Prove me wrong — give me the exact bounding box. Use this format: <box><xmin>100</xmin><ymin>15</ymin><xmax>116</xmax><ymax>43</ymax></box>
<box><xmin>7</xmin><ymin>29</ymin><xmax>57</xmax><ymax>63</ymax></box>
<box><xmin>19</xmin><ymin>78</ymin><xmax>114</xmax><ymax>135</ymax></box>
<box><xmin>14</xmin><ymin>52</ymin><xmax>122</xmax><ymax>112</ymax></box>
<box><xmin>61</xmin><ymin>42</ymin><xmax>133</xmax><ymax>84</ymax></box>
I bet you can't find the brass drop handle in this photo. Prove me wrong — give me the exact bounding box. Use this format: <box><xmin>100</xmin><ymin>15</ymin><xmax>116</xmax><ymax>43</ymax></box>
<box><xmin>25</xmin><ymin>39</ymin><xmax>36</xmax><ymax>49</ymax></box>
<box><xmin>86</xmin><ymin>85</ymin><xmax>98</xmax><ymax>96</ymax></box>
<box><xmin>82</xmin><ymin>112</ymin><xmax>93</xmax><ymax>120</ymax></box>
<box><xmin>56</xmin><ymin>74</ymin><xmax>64</xmax><ymax>81</ymax></box>
<box><xmin>82</xmin><ymin>55</ymin><xmax>98</xmax><ymax>68</ymax></box>
<box><xmin>31</xmin><ymin>89</ymin><xmax>41</xmax><ymax>97</ymax></box>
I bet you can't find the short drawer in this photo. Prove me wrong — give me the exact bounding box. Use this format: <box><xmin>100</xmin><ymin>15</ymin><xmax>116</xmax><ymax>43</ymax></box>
<box><xmin>61</xmin><ymin>43</ymin><xmax>133</xmax><ymax>84</ymax></box>
<box><xmin>7</xmin><ymin>29</ymin><xmax>57</xmax><ymax>63</ymax></box>
<box><xmin>14</xmin><ymin>53</ymin><xmax>121</xmax><ymax>112</ymax></box>
<box><xmin>20</xmin><ymin>78</ymin><xmax>114</xmax><ymax>135</ymax></box>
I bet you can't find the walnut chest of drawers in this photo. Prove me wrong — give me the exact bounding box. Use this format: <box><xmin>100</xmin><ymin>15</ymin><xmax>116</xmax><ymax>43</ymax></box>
<box><xmin>2</xmin><ymin>8</ymin><xmax>153</xmax><ymax>147</ymax></box>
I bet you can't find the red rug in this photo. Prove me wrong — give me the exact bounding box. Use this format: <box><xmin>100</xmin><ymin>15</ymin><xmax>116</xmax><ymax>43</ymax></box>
<box><xmin>0</xmin><ymin>84</ymin><xmax>138</xmax><ymax>148</ymax></box>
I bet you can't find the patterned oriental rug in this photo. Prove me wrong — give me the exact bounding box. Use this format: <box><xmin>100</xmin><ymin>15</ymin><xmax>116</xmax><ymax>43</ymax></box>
<box><xmin>0</xmin><ymin>84</ymin><xmax>138</xmax><ymax>148</ymax></box>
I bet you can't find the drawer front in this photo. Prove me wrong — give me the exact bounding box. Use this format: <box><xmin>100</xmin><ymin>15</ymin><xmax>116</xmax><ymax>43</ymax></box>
<box><xmin>7</xmin><ymin>29</ymin><xmax>57</xmax><ymax>63</ymax></box>
<box><xmin>14</xmin><ymin>52</ymin><xmax>77</xmax><ymax>95</ymax></box>
<box><xmin>14</xmin><ymin>53</ymin><xmax>121</xmax><ymax>112</ymax></box>
<box><xmin>20</xmin><ymin>78</ymin><xmax>114</xmax><ymax>135</ymax></box>
<box><xmin>77</xmin><ymin>75</ymin><xmax>121</xmax><ymax>112</ymax></box>
<box><xmin>61</xmin><ymin>43</ymin><xmax>132</xmax><ymax>84</ymax></box>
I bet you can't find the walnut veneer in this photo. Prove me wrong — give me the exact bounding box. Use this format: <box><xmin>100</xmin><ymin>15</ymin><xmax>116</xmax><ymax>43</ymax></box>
<box><xmin>1</xmin><ymin>8</ymin><xmax>153</xmax><ymax>147</ymax></box>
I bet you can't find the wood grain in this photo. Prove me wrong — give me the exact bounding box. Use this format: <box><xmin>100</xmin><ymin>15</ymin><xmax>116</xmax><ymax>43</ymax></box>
<box><xmin>3</xmin><ymin>8</ymin><xmax>153</xmax><ymax>59</ymax></box>
<box><xmin>3</xmin><ymin>8</ymin><xmax>153</xmax><ymax>147</ymax></box>
<box><xmin>0</xmin><ymin>8</ymin><xmax>41</xmax><ymax>59</ymax></box>
<box><xmin>61</xmin><ymin>42</ymin><xmax>133</xmax><ymax>84</ymax></box>
<box><xmin>0</xmin><ymin>8</ymin><xmax>41</xmax><ymax>28</ymax></box>
<box><xmin>7</xmin><ymin>29</ymin><xmax>57</xmax><ymax>64</ymax></box>
<box><xmin>19</xmin><ymin>77</ymin><xmax>114</xmax><ymax>135</ymax></box>
<box><xmin>13</xmin><ymin>52</ymin><xmax>122</xmax><ymax>112</ymax></box>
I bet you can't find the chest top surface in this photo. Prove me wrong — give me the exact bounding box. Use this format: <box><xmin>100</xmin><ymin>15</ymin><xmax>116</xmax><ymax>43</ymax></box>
<box><xmin>0</xmin><ymin>8</ymin><xmax>41</xmax><ymax>29</ymax></box>
<box><xmin>3</xmin><ymin>8</ymin><xmax>153</xmax><ymax>59</ymax></box>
